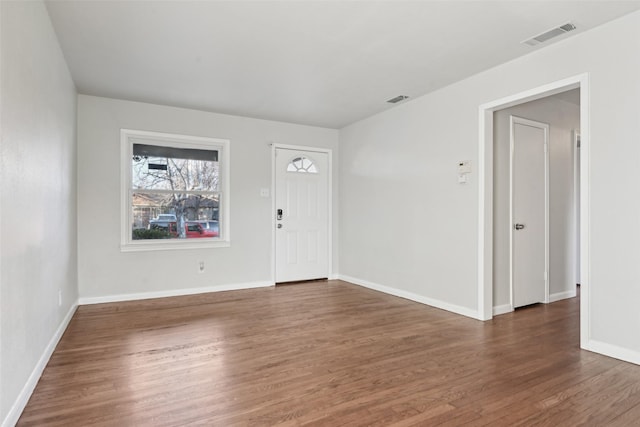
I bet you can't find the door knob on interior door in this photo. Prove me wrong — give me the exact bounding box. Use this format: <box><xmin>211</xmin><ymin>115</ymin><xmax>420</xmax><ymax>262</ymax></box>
<box><xmin>514</xmin><ymin>223</ymin><xmax>525</xmax><ymax>230</ymax></box>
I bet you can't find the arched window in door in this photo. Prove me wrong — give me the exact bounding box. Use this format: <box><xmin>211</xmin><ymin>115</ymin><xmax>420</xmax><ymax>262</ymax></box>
<box><xmin>286</xmin><ymin>156</ymin><xmax>318</xmax><ymax>173</ymax></box>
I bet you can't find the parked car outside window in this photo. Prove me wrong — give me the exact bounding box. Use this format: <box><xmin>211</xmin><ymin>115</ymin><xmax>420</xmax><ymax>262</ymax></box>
<box><xmin>155</xmin><ymin>214</ymin><xmax>177</xmax><ymax>221</ymax></box>
<box><xmin>197</xmin><ymin>220</ymin><xmax>220</xmax><ymax>234</ymax></box>
<box><xmin>164</xmin><ymin>221</ymin><xmax>218</xmax><ymax>238</ymax></box>
<box><xmin>149</xmin><ymin>221</ymin><xmax>171</xmax><ymax>231</ymax></box>
<box><xmin>148</xmin><ymin>214</ymin><xmax>178</xmax><ymax>229</ymax></box>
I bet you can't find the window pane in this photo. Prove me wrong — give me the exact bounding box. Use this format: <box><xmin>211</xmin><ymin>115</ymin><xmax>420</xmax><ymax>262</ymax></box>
<box><xmin>132</xmin><ymin>192</ymin><xmax>220</xmax><ymax>240</ymax></box>
<box><xmin>287</xmin><ymin>156</ymin><xmax>318</xmax><ymax>174</ymax></box>
<box><xmin>132</xmin><ymin>144</ymin><xmax>220</xmax><ymax>191</ymax></box>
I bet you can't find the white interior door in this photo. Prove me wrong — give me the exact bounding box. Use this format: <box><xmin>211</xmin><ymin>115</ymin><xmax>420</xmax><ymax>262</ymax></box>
<box><xmin>275</xmin><ymin>148</ymin><xmax>329</xmax><ymax>283</ymax></box>
<box><xmin>511</xmin><ymin>116</ymin><xmax>549</xmax><ymax>308</ymax></box>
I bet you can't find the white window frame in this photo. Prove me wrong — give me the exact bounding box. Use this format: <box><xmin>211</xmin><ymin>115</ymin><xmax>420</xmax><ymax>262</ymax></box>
<box><xmin>120</xmin><ymin>129</ymin><xmax>230</xmax><ymax>252</ymax></box>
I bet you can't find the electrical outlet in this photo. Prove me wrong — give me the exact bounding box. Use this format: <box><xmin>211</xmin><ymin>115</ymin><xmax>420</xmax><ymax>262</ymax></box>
<box><xmin>199</xmin><ymin>261</ymin><xmax>205</xmax><ymax>273</ymax></box>
<box><xmin>58</xmin><ymin>290</ymin><xmax>62</xmax><ymax>307</ymax></box>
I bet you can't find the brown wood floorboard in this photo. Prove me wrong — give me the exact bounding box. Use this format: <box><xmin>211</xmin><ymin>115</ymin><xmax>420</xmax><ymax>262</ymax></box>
<box><xmin>17</xmin><ymin>280</ymin><xmax>640</xmax><ymax>426</ymax></box>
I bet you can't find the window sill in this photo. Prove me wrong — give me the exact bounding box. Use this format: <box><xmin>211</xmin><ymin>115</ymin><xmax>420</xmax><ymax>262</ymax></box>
<box><xmin>121</xmin><ymin>239</ymin><xmax>231</xmax><ymax>252</ymax></box>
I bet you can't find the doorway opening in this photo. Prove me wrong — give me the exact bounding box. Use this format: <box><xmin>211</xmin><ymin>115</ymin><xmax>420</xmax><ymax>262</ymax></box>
<box><xmin>478</xmin><ymin>74</ymin><xmax>590</xmax><ymax>350</ymax></box>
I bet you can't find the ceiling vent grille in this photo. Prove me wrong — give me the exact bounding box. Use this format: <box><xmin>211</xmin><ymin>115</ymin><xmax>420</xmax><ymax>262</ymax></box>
<box><xmin>387</xmin><ymin>95</ymin><xmax>409</xmax><ymax>104</ymax></box>
<box><xmin>522</xmin><ymin>22</ymin><xmax>576</xmax><ymax>46</ymax></box>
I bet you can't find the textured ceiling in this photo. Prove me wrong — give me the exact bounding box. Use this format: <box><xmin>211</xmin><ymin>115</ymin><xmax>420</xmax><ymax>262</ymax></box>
<box><xmin>46</xmin><ymin>1</ymin><xmax>640</xmax><ymax>128</ymax></box>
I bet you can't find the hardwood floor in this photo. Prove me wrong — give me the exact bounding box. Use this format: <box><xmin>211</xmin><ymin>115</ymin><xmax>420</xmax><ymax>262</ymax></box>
<box><xmin>18</xmin><ymin>281</ymin><xmax>640</xmax><ymax>426</ymax></box>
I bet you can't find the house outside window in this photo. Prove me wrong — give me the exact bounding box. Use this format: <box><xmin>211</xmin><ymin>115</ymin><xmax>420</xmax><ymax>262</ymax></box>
<box><xmin>121</xmin><ymin>129</ymin><xmax>230</xmax><ymax>251</ymax></box>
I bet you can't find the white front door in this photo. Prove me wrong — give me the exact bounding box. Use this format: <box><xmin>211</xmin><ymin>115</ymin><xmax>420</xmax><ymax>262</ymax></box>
<box><xmin>511</xmin><ymin>116</ymin><xmax>549</xmax><ymax>308</ymax></box>
<box><xmin>275</xmin><ymin>148</ymin><xmax>329</xmax><ymax>283</ymax></box>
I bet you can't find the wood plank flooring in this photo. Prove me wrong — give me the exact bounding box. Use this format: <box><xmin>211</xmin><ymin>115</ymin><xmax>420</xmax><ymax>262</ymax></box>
<box><xmin>18</xmin><ymin>281</ymin><xmax>640</xmax><ymax>426</ymax></box>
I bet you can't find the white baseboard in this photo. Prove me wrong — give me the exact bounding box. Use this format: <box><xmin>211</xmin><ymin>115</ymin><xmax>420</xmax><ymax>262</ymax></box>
<box><xmin>493</xmin><ymin>303</ymin><xmax>513</xmax><ymax>316</ymax></box>
<box><xmin>78</xmin><ymin>280</ymin><xmax>274</xmax><ymax>305</ymax></box>
<box><xmin>338</xmin><ymin>274</ymin><xmax>480</xmax><ymax>320</ymax></box>
<box><xmin>492</xmin><ymin>289</ymin><xmax>576</xmax><ymax>316</ymax></box>
<box><xmin>2</xmin><ymin>303</ymin><xmax>78</xmax><ymax>427</ymax></box>
<box><xmin>585</xmin><ymin>339</ymin><xmax>640</xmax><ymax>366</ymax></box>
<box><xmin>549</xmin><ymin>288</ymin><xmax>577</xmax><ymax>303</ymax></box>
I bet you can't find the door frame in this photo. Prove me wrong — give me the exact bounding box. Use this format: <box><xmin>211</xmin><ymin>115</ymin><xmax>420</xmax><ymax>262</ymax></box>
<box><xmin>478</xmin><ymin>73</ymin><xmax>590</xmax><ymax>351</ymax></box>
<box><xmin>573</xmin><ymin>130</ymin><xmax>581</xmax><ymax>287</ymax></box>
<box><xmin>270</xmin><ymin>143</ymin><xmax>333</xmax><ymax>284</ymax></box>
<box><xmin>509</xmin><ymin>116</ymin><xmax>550</xmax><ymax>309</ymax></box>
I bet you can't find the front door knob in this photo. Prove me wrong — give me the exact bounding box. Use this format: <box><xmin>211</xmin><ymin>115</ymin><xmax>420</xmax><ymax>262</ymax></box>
<box><xmin>514</xmin><ymin>223</ymin><xmax>525</xmax><ymax>230</ymax></box>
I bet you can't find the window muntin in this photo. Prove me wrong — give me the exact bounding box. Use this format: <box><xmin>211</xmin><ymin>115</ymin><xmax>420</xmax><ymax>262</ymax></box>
<box><xmin>121</xmin><ymin>130</ymin><xmax>230</xmax><ymax>251</ymax></box>
<box><xmin>287</xmin><ymin>156</ymin><xmax>318</xmax><ymax>173</ymax></box>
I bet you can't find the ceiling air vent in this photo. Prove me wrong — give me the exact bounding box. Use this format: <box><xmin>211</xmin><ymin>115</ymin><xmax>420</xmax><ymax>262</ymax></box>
<box><xmin>387</xmin><ymin>95</ymin><xmax>409</xmax><ymax>104</ymax></box>
<box><xmin>522</xmin><ymin>22</ymin><xmax>576</xmax><ymax>46</ymax></box>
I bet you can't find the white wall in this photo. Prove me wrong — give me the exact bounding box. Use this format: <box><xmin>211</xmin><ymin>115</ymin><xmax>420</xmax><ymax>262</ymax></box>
<box><xmin>339</xmin><ymin>88</ymin><xmax>480</xmax><ymax>315</ymax></box>
<box><xmin>493</xmin><ymin>94</ymin><xmax>580</xmax><ymax>309</ymax></box>
<box><xmin>339</xmin><ymin>11</ymin><xmax>640</xmax><ymax>361</ymax></box>
<box><xmin>77</xmin><ymin>95</ymin><xmax>339</xmax><ymax>300</ymax></box>
<box><xmin>0</xmin><ymin>1</ymin><xmax>78</xmax><ymax>424</ymax></box>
